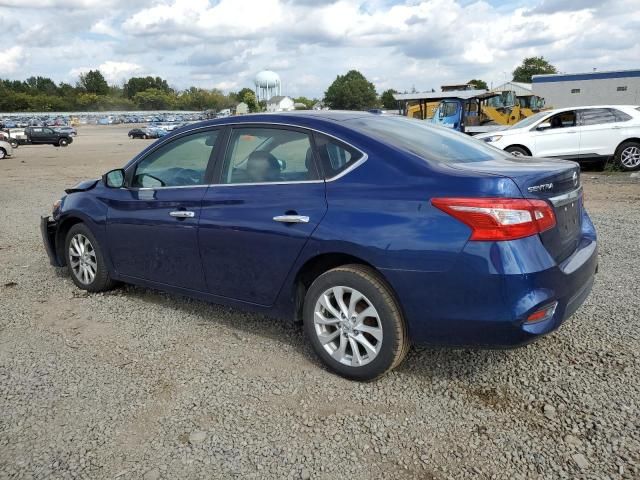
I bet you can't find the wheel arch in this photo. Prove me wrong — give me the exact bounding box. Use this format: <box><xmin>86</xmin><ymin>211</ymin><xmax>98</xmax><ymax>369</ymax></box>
<box><xmin>615</xmin><ymin>137</ymin><xmax>640</xmax><ymax>152</ymax></box>
<box><xmin>291</xmin><ymin>252</ymin><xmax>397</xmax><ymax>324</ymax></box>
<box><xmin>505</xmin><ymin>144</ymin><xmax>532</xmax><ymax>156</ymax></box>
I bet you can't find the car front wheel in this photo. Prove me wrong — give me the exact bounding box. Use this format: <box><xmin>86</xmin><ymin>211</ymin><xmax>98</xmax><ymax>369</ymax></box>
<box><xmin>65</xmin><ymin>224</ymin><xmax>116</xmax><ymax>292</ymax></box>
<box><xmin>0</xmin><ymin>148</ymin><xmax>6</xmax><ymax>159</ymax></box>
<box><xmin>505</xmin><ymin>146</ymin><xmax>529</xmax><ymax>156</ymax></box>
<box><xmin>58</xmin><ymin>138</ymin><xmax>69</xmax><ymax>147</ymax></box>
<box><xmin>303</xmin><ymin>265</ymin><xmax>409</xmax><ymax>381</ymax></box>
<box><xmin>616</xmin><ymin>141</ymin><xmax>640</xmax><ymax>171</ymax></box>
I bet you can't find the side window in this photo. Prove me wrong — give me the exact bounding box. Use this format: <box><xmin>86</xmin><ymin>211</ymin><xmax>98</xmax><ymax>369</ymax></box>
<box><xmin>610</xmin><ymin>108</ymin><xmax>632</xmax><ymax>122</ymax></box>
<box><xmin>314</xmin><ymin>134</ymin><xmax>363</xmax><ymax>178</ymax></box>
<box><xmin>580</xmin><ymin>108</ymin><xmax>617</xmax><ymax>126</ymax></box>
<box><xmin>440</xmin><ymin>101</ymin><xmax>458</xmax><ymax>117</ymax></box>
<box><xmin>548</xmin><ymin>111</ymin><xmax>576</xmax><ymax>129</ymax></box>
<box><xmin>220</xmin><ymin>128</ymin><xmax>318</xmax><ymax>184</ymax></box>
<box><xmin>132</xmin><ymin>130</ymin><xmax>219</xmax><ymax>188</ymax></box>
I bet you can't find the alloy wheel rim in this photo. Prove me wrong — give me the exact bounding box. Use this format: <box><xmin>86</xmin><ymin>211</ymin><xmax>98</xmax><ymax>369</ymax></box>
<box><xmin>314</xmin><ymin>286</ymin><xmax>383</xmax><ymax>367</ymax></box>
<box><xmin>621</xmin><ymin>146</ymin><xmax>640</xmax><ymax>168</ymax></box>
<box><xmin>69</xmin><ymin>234</ymin><xmax>97</xmax><ymax>284</ymax></box>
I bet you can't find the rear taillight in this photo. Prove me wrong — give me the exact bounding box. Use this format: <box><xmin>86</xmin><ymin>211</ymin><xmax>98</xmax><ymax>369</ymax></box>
<box><xmin>431</xmin><ymin>197</ymin><xmax>556</xmax><ymax>241</ymax></box>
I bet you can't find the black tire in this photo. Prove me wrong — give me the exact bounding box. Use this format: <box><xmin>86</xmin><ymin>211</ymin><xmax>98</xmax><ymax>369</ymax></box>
<box><xmin>615</xmin><ymin>141</ymin><xmax>640</xmax><ymax>171</ymax></box>
<box><xmin>64</xmin><ymin>223</ymin><xmax>117</xmax><ymax>292</ymax></box>
<box><xmin>58</xmin><ymin>138</ymin><xmax>69</xmax><ymax>147</ymax></box>
<box><xmin>143</xmin><ymin>134</ymin><xmax>148</xmax><ymax>139</ymax></box>
<box><xmin>505</xmin><ymin>145</ymin><xmax>529</xmax><ymax>157</ymax></box>
<box><xmin>10</xmin><ymin>140</ymin><xmax>18</xmax><ymax>148</ymax></box>
<box><xmin>0</xmin><ymin>148</ymin><xmax>6</xmax><ymax>159</ymax></box>
<box><xmin>129</xmin><ymin>135</ymin><xmax>133</xmax><ymax>139</ymax></box>
<box><xmin>303</xmin><ymin>264</ymin><xmax>409</xmax><ymax>381</ymax></box>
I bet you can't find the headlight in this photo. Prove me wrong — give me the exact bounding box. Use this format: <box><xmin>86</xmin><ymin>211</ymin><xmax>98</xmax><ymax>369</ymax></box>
<box><xmin>483</xmin><ymin>135</ymin><xmax>503</xmax><ymax>143</ymax></box>
<box><xmin>52</xmin><ymin>199</ymin><xmax>62</xmax><ymax>214</ymax></box>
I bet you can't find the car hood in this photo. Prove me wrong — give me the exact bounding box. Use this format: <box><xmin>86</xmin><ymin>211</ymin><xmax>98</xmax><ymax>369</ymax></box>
<box><xmin>475</xmin><ymin>127</ymin><xmax>528</xmax><ymax>139</ymax></box>
<box><xmin>65</xmin><ymin>178</ymin><xmax>99</xmax><ymax>194</ymax></box>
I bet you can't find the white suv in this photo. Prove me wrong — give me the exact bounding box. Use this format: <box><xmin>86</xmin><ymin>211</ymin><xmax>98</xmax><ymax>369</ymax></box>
<box><xmin>476</xmin><ymin>105</ymin><xmax>640</xmax><ymax>171</ymax></box>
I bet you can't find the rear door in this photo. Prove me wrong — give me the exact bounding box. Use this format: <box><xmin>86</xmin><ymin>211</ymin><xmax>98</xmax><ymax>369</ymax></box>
<box><xmin>577</xmin><ymin>108</ymin><xmax>619</xmax><ymax>158</ymax></box>
<box><xmin>532</xmin><ymin>110</ymin><xmax>580</xmax><ymax>158</ymax></box>
<box><xmin>198</xmin><ymin>125</ymin><xmax>327</xmax><ymax>305</ymax></box>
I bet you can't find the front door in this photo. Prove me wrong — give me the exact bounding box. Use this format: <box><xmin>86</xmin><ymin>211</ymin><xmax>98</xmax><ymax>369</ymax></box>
<box><xmin>533</xmin><ymin>110</ymin><xmax>580</xmax><ymax>158</ymax></box>
<box><xmin>105</xmin><ymin>129</ymin><xmax>221</xmax><ymax>291</ymax></box>
<box><xmin>199</xmin><ymin>126</ymin><xmax>327</xmax><ymax>305</ymax></box>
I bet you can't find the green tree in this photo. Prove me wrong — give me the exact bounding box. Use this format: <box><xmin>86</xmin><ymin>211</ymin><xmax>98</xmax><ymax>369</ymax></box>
<box><xmin>78</xmin><ymin>70</ymin><xmax>109</xmax><ymax>95</ymax></box>
<box><xmin>235</xmin><ymin>87</ymin><xmax>255</xmax><ymax>103</ymax></box>
<box><xmin>123</xmin><ymin>76</ymin><xmax>172</xmax><ymax>99</ymax></box>
<box><xmin>380</xmin><ymin>89</ymin><xmax>398</xmax><ymax>109</ymax></box>
<box><xmin>133</xmin><ymin>88</ymin><xmax>176</xmax><ymax>110</ymax></box>
<box><xmin>293</xmin><ymin>96</ymin><xmax>315</xmax><ymax>109</ymax></box>
<box><xmin>512</xmin><ymin>57</ymin><xmax>558</xmax><ymax>83</ymax></box>
<box><xmin>242</xmin><ymin>90</ymin><xmax>259</xmax><ymax>113</ymax></box>
<box><xmin>468</xmin><ymin>79</ymin><xmax>488</xmax><ymax>90</ymax></box>
<box><xmin>324</xmin><ymin>70</ymin><xmax>377</xmax><ymax>110</ymax></box>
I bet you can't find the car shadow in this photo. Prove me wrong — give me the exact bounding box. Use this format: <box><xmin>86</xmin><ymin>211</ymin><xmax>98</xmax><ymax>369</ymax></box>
<box><xmin>96</xmin><ymin>281</ymin><xmax>515</xmax><ymax>380</ymax></box>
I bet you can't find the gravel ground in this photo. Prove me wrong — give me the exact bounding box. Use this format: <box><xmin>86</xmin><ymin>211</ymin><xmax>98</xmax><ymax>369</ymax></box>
<box><xmin>1</xmin><ymin>125</ymin><xmax>639</xmax><ymax>479</ymax></box>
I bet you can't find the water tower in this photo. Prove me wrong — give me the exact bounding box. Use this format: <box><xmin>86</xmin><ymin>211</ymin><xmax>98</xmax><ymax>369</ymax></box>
<box><xmin>254</xmin><ymin>70</ymin><xmax>281</xmax><ymax>101</ymax></box>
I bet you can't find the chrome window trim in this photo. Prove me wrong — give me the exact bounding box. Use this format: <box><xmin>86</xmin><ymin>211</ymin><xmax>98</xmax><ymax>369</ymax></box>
<box><xmin>133</xmin><ymin>121</ymin><xmax>369</xmax><ymax>186</ymax></box>
<box><xmin>549</xmin><ymin>186</ymin><xmax>582</xmax><ymax>207</ymax></box>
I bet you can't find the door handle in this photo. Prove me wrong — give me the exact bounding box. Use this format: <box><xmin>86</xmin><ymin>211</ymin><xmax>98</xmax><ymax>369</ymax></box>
<box><xmin>273</xmin><ymin>215</ymin><xmax>309</xmax><ymax>224</ymax></box>
<box><xmin>169</xmin><ymin>210</ymin><xmax>195</xmax><ymax>218</ymax></box>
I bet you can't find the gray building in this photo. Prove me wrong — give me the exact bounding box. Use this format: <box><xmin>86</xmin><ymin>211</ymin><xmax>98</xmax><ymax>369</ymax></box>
<box><xmin>532</xmin><ymin>69</ymin><xmax>640</xmax><ymax>108</ymax></box>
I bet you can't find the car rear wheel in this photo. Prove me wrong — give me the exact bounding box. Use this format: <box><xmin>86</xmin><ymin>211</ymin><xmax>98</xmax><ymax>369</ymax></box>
<box><xmin>65</xmin><ymin>224</ymin><xmax>117</xmax><ymax>292</ymax></box>
<box><xmin>9</xmin><ymin>140</ymin><xmax>18</xmax><ymax>148</ymax></box>
<box><xmin>0</xmin><ymin>148</ymin><xmax>6</xmax><ymax>159</ymax></box>
<box><xmin>58</xmin><ymin>138</ymin><xmax>69</xmax><ymax>147</ymax></box>
<box><xmin>143</xmin><ymin>134</ymin><xmax>148</xmax><ymax>139</ymax></box>
<box><xmin>505</xmin><ymin>146</ymin><xmax>529</xmax><ymax>156</ymax></box>
<box><xmin>616</xmin><ymin>141</ymin><xmax>640</xmax><ymax>171</ymax></box>
<box><xmin>303</xmin><ymin>264</ymin><xmax>409</xmax><ymax>381</ymax></box>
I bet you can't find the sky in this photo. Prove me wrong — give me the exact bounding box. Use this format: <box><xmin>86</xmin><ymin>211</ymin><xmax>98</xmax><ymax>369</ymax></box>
<box><xmin>1</xmin><ymin>0</ymin><xmax>639</xmax><ymax>98</ymax></box>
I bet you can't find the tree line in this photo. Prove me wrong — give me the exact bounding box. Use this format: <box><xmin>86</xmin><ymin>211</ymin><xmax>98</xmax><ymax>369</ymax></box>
<box><xmin>0</xmin><ymin>56</ymin><xmax>556</xmax><ymax>113</ymax></box>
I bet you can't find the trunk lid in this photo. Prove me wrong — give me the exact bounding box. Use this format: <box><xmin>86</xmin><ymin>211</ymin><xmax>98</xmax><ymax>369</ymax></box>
<box><xmin>450</xmin><ymin>156</ymin><xmax>582</xmax><ymax>263</ymax></box>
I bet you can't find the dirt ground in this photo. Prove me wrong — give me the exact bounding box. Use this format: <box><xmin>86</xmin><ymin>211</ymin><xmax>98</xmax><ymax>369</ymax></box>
<box><xmin>1</xmin><ymin>124</ymin><xmax>639</xmax><ymax>479</ymax></box>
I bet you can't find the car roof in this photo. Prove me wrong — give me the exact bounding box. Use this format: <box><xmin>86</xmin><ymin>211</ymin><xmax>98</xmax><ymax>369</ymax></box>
<box><xmin>190</xmin><ymin>111</ymin><xmax>375</xmax><ymax>129</ymax></box>
<box><xmin>545</xmin><ymin>104</ymin><xmax>639</xmax><ymax>114</ymax></box>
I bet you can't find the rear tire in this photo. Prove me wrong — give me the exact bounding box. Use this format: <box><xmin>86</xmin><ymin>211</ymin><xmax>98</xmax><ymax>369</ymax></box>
<box><xmin>10</xmin><ymin>140</ymin><xmax>18</xmax><ymax>148</ymax></box>
<box><xmin>615</xmin><ymin>141</ymin><xmax>640</xmax><ymax>171</ymax></box>
<box><xmin>58</xmin><ymin>138</ymin><xmax>69</xmax><ymax>147</ymax></box>
<box><xmin>0</xmin><ymin>148</ymin><xmax>6</xmax><ymax>159</ymax></box>
<box><xmin>65</xmin><ymin>223</ymin><xmax>117</xmax><ymax>292</ymax></box>
<box><xmin>303</xmin><ymin>264</ymin><xmax>409</xmax><ymax>381</ymax></box>
<box><xmin>505</xmin><ymin>145</ymin><xmax>529</xmax><ymax>157</ymax></box>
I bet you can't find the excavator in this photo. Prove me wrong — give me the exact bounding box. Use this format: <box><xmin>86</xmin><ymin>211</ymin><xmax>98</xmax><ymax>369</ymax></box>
<box><xmin>396</xmin><ymin>85</ymin><xmax>546</xmax><ymax>134</ymax></box>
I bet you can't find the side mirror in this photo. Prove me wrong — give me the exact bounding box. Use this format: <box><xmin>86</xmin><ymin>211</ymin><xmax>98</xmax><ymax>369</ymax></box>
<box><xmin>103</xmin><ymin>169</ymin><xmax>125</xmax><ymax>188</ymax></box>
<box><xmin>537</xmin><ymin>122</ymin><xmax>551</xmax><ymax>131</ymax></box>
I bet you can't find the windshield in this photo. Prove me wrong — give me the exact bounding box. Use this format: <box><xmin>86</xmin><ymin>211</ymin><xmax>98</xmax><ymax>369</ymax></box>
<box><xmin>509</xmin><ymin>111</ymin><xmax>548</xmax><ymax>129</ymax></box>
<box><xmin>346</xmin><ymin>115</ymin><xmax>507</xmax><ymax>163</ymax></box>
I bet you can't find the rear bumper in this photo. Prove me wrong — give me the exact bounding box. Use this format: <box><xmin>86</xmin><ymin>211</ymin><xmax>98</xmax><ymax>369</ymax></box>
<box><xmin>40</xmin><ymin>215</ymin><xmax>63</xmax><ymax>267</ymax></box>
<box><xmin>382</xmin><ymin>211</ymin><xmax>598</xmax><ymax>348</ymax></box>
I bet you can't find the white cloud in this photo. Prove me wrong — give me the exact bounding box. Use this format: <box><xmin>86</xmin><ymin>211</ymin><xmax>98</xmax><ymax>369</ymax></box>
<box><xmin>4</xmin><ymin>46</ymin><xmax>25</xmax><ymax>74</ymax></box>
<box><xmin>3</xmin><ymin>0</ymin><xmax>640</xmax><ymax>97</ymax></box>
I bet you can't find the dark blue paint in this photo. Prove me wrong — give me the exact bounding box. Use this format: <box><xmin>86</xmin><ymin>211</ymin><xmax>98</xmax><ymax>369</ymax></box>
<box><xmin>532</xmin><ymin>69</ymin><xmax>640</xmax><ymax>83</ymax></box>
<box><xmin>44</xmin><ymin>111</ymin><xmax>598</xmax><ymax>348</ymax></box>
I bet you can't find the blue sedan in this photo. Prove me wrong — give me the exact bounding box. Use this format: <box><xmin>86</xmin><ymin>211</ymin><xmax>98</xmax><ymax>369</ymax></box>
<box><xmin>41</xmin><ymin>112</ymin><xmax>597</xmax><ymax>380</ymax></box>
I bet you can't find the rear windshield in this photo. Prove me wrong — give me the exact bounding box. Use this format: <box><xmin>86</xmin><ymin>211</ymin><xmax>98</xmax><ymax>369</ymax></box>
<box><xmin>346</xmin><ymin>115</ymin><xmax>505</xmax><ymax>163</ymax></box>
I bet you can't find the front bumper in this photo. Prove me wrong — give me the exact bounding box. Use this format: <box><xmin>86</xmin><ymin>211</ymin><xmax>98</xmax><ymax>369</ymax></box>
<box><xmin>40</xmin><ymin>215</ymin><xmax>63</xmax><ymax>267</ymax></box>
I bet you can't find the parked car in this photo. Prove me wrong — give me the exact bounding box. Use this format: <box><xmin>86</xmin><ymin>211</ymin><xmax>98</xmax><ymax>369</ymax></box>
<box><xmin>54</xmin><ymin>126</ymin><xmax>77</xmax><ymax>136</ymax></box>
<box><xmin>16</xmin><ymin>127</ymin><xmax>73</xmax><ymax>147</ymax></box>
<box><xmin>128</xmin><ymin>128</ymin><xmax>149</xmax><ymax>139</ymax></box>
<box><xmin>476</xmin><ymin>105</ymin><xmax>640</xmax><ymax>171</ymax></box>
<box><xmin>41</xmin><ymin>112</ymin><xmax>597</xmax><ymax>380</ymax></box>
<box><xmin>0</xmin><ymin>138</ymin><xmax>12</xmax><ymax>159</ymax></box>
